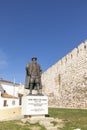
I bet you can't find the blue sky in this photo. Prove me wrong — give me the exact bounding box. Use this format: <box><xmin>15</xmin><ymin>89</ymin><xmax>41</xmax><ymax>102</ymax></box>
<box><xmin>0</xmin><ymin>0</ymin><xmax>87</xmax><ymax>84</ymax></box>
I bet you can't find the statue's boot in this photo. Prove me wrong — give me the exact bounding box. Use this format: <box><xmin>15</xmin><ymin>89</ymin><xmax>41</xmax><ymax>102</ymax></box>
<box><xmin>36</xmin><ymin>83</ymin><xmax>40</xmax><ymax>95</ymax></box>
<box><xmin>29</xmin><ymin>84</ymin><xmax>33</xmax><ymax>95</ymax></box>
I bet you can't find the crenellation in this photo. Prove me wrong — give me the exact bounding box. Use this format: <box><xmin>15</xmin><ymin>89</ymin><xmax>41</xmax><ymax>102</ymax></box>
<box><xmin>65</xmin><ymin>53</ymin><xmax>71</xmax><ymax>61</ymax></box>
<box><xmin>84</xmin><ymin>40</ymin><xmax>87</xmax><ymax>44</ymax></box>
<box><xmin>84</xmin><ymin>40</ymin><xmax>87</xmax><ymax>51</ymax></box>
<box><xmin>61</xmin><ymin>57</ymin><xmax>66</xmax><ymax>64</ymax></box>
<box><xmin>57</xmin><ymin>60</ymin><xmax>62</xmax><ymax>68</ymax></box>
<box><xmin>70</xmin><ymin>48</ymin><xmax>78</xmax><ymax>58</ymax></box>
<box><xmin>42</xmin><ymin>40</ymin><xmax>87</xmax><ymax>109</ymax></box>
<box><xmin>77</xmin><ymin>42</ymin><xmax>84</xmax><ymax>51</ymax></box>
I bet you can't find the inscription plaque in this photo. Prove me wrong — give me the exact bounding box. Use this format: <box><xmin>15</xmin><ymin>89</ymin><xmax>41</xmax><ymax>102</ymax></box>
<box><xmin>22</xmin><ymin>96</ymin><xmax>48</xmax><ymax>115</ymax></box>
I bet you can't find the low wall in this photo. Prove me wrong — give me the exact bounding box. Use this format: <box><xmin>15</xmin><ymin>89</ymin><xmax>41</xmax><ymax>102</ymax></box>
<box><xmin>0</xmin><ymin>106</ymin><xmax>23</xmax><ymax>121</ymax></box>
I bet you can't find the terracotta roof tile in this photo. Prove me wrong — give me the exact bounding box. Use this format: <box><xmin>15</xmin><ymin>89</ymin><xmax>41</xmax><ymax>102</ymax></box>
<box><xmin>1</xmin><ymin>93</ymin><xmax>18</xmax><ymax>99</ymax></box>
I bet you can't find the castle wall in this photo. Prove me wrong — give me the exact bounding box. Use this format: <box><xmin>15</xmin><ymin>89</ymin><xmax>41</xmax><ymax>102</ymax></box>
<box><xmin>41</xmin><ymin>40</ymin><xmax>87</xmax><ymax>109</ymax></box>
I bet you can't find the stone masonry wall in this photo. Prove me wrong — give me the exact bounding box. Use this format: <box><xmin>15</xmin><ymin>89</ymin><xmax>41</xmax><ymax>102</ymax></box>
<box><xmin>41</xmin><ymin>40</ymin><xmax>87</xmax><ymax>109</ymax></box>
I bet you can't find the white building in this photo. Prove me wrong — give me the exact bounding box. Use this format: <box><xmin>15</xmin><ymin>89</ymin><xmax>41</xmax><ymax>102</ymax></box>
<box><xmin>0</xmin><ymin>79</ymin><xmax>24</xmax><ymax>108</ymax></box>
<box><xmin>0</xmin><ymin>92</ymin><xmax>19</xmax><ymax>108</ymax></box>
<box><xmin>0</xmin><ymin>79</ymin><xmax>19</xmax><ymax>97</ymax></box>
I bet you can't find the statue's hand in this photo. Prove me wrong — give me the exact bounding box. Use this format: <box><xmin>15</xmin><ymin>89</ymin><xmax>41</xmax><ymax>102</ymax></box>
<box><xmin>27</xmin><ymin>71</ymin><xmax>31</xmax><ymax>77</ymax></box>
<box><xmin>29</xmin><ymin>74</ymin><xmax>31</xmax><ymax>77</ymax></box>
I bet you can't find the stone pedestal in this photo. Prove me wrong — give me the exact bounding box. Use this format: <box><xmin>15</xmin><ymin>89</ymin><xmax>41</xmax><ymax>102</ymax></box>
<box><xmin>21</xmin><ymin>96</ymin><xmax>48</xmax><ymax>116</ymax></box>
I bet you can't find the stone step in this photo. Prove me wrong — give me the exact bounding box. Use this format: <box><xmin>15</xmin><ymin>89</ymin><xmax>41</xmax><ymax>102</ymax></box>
<box><xmin>46</xmin><ymin>126</ymin><xmax>58</xmax><ymax>130</ymax></box>
<box><xmin>40</xmin><ymin>121</ymin><xmax>54</xmax><ymax>127</ymax></box>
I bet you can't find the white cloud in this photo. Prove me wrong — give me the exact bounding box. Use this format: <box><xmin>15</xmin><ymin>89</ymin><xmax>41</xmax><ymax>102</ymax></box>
<box><xmin>0</xmin><ymin>49</ymin><xmax>8</xmax><ymax>70</ymax></box>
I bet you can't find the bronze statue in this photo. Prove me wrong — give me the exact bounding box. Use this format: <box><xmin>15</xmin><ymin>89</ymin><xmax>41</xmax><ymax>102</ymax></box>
<box><xmin>25</xmin><ymin>57</ymin><xmax>42</xmax><ymax>95</ymax></box>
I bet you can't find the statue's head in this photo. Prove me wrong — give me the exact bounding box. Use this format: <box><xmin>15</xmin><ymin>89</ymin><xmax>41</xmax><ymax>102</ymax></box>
<box><xmin>31</xmin><ymin>57</ymin><xmax>37</xmax><ymax>63</ymax></box>
<box><xmin>31</xmin><ymin>57</ymin><xmax>37</xmax><ymax>61</ymax></box>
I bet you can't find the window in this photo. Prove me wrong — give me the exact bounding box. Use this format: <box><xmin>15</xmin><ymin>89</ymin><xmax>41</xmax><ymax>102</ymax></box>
<box><xmin>3</xmin><ymin>100</ymin><xmax>7</xmax><ymax>106</ymax></box>
<box><xmin>12</xmin><ymin>100</ymin><xmax>15</xmax><ymax>105</ymax></box>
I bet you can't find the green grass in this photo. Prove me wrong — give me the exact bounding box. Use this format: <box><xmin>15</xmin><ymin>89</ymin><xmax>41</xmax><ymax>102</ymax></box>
<box><xmin>49</xmin><ymin>108</ymin><xmax>87</xmax><ymax>130</ymax></box>
<box><xmin>0</xmin><ymin>120</ymin><xmax>46</xmax><ymax>130</ymax></box>
<box><xmin>0</xmin><ymin>108</ymin><xmax>87</xmax><ymax>130</ymax></box>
